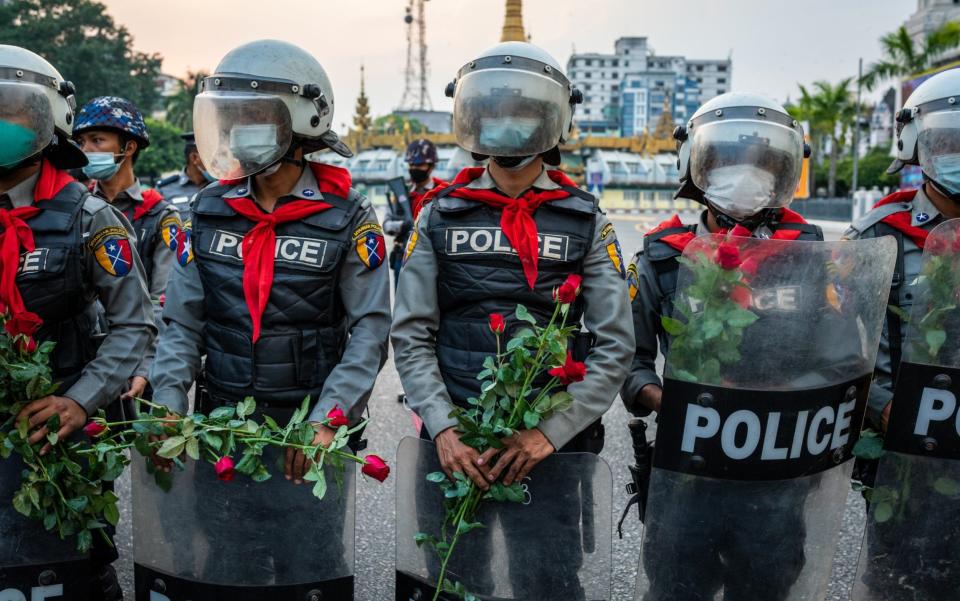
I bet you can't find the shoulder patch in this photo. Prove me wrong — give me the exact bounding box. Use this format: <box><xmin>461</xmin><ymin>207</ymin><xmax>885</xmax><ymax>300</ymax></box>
<box><xmin>160</xmin><ymin>213</ymin><xmax>184</xmax><ymax>253</ymax></box>
<box><xmin>90</xmin><ymin>228</ymin><xmax>133</xmax><ymax>277</ymax></box>
<box><xmin>600</xmin><ymin>222</ymin><xmax>615</xmax><ymax>240</ymax></box>
<box><xmin>354</xmin><ymin>222</ymin><xmax>386</xmax><ymax>270</ymax></box>
<box><xmin>175</xmin><ymin>228</ymin><xmax>193</xmax><ymax>266</ymax></box>
<box><xmin>606</xmin><ymin>239</ymin><xmax>626</xmax><ymax>279</ymax></box>
<box><xmin>627</xmin><ymin>263</ymin><xmax>640</xmax><ymax>302</ymax></box>
<box><xmin>404</xmin><ymin>230</ymin><xmax>419</xmax><ymax>262</ymax></box>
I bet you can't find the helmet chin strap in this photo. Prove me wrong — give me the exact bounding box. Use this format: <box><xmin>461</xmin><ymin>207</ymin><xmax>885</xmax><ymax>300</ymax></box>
<box><xmin>254</xmin><ymin>145</ymin><xmax>304</xmax><ymax>178</ymax></box>
<box><xmin>708</xmin><ymin>203</ymin><xmax>778</xmax><ymax>232</ymax></box>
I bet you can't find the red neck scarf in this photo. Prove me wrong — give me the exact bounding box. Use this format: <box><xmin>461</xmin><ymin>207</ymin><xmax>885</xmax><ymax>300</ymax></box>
<box><xmin>132</xmin><ymin>188</ymin><xmax>166</xmax><ymax>222</ymax></box>
<box><xmin>221</xmin><ymin>162</ymin><xmax>350</xmax><ymax>343</ymax></box>
<box><xmin>0</xmin><ymin>160</ymin><xmax>73</xmax><ymax>317</ymax></box>
<box><xmin>648</xmin><ymin>208</ymin><xmax>810</xmax><ymax>253</ymax></box>
<box><xmin>874</xmin><ymin>189</ymin><xmax>927</xmax><ymax>249</ymax></box>
<box><xmin>445</xmin><ymin>167</ymin><xmax>578</xmax><ymax>289</ymax></box>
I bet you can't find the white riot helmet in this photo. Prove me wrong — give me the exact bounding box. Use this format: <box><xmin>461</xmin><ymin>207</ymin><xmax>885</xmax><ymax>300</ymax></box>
<box><xmin>889</xmin><ymin>68</ymin><xmax>960</xmax><ymax>200</ymax></box>
<box><xmin>194</xmin><ymin>40</ymin><xmax>351</xmax><ymax>181</ymax></box>
<box><xmin>675</xmin><ymin>92</ymin><xmax>808</xmax><ymax>226</ymax></box>
<box><xmin>446</xmin><ymin>42</ymin><xmax>582</xmax><ymax>166</ymax></box>
<box><xmin>0</xmin><ymin>44</ymin><xmax>86</xmax><ymax>171</ymax></box>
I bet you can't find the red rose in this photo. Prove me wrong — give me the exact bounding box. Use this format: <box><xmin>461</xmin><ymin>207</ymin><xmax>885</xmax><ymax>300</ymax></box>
<box><xmin>729</xmin><ymin>224</ymin><xmax>753</xmax><ymax>238</ymax></box>
<box><xmin>554</xmin><ymin>274</ymin><xmax>583</xmax><ymax>304</ymax></box>
<box><xmin>952</xmin><ymin>235</ymin><xmax>960</xmax><ymax>253</ymax></box>
<box><xmin>214</xmin><ymin>456</ymin><xmax>236</xmax><ymax>482</ymax></box>
<box><xmin>730</xmin><ymin>285</ymin><xmax>752</xmax><ymax>309</ymax></box>
<box><xmin>83</xmin><ymin>421</ymin><xmax>107</xmax><ymax>438</ymax></box>
<box><xmin>159</xmin><ymin>294</ymin><xmax>166</xmax><ymax>307</ymax></box>
<box><xmin>739</xmin><ymin>257</ymin><xmax>759</xmax><ymax>277</ymax></box>
<box><xmin>17</xmin><ymin>335</ymin><xmax>37</xmax><ymax>354</ymax></box>
<box><xmin>928</xmin><ymin>236</ymin><xmax>949</xmax><ymax>256</ymax></box>
<box><xmin>361</xmin><ymin>454</ymin><xmax>390</xmax><ymax>482</ymax></box>
<box><xmin>716</xmin><ymin>243</ymin><xmax>742</xmax><ymax>270</ymax></box>
<box><xmin>548</xmin><ymin>351</ymin><xmax>588</xmax><ymax>386</ymax></box>
<box><xmin>488</xmin><ymin>313</ymin><xmax>506</xmax><ymax>335</ymax></box>
<box><xmin>326</xmin><ymin>406</ymin><xmax>348</xmax><ymax>428</ymax></box>
<box><xmin>4</xmin><ymin>311</ymin><xmax>42</xmax><ymax>339</ymax></box>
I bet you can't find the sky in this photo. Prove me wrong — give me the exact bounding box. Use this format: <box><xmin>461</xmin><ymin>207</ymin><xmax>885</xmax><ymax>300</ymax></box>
<box><xmin>102</xmin><ymin>0</ymin><xmax>917</xmax><ymax>131</ymax></box>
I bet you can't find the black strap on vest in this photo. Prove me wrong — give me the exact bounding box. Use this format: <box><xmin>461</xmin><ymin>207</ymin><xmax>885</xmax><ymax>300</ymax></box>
<box><xmin>877</xmin><ymin>222</ymin><xmax>906</xmax><ymax>385</ymax></box>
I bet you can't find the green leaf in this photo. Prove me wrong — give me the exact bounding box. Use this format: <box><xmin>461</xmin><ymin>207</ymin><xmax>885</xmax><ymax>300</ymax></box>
<box><xmin>515</xmin><ymin>304</ymin><xmax>537</xmax><ymax>325</ymax></box>
<box><xmin>852</xmin><ymin>435</ymin><xmax>885</xmax><ymax>460</ymax></box>
<box><xmin>727</xmin><ymin>309</ymin><xmax>759</xmax><ymax>328</ymax></box>
<box><xmin>873</xmin><ymin>501</ymin><xmax>894</xmax><ymax>523</ymax></box>
<box><xmin>236</xmin><ymin>397</ymin><xmax>256</xmax><ymax>420</ymax></box>
<box><xmin>926</xmin><ymin>329</ymin><xmax>947</xmax><ymax>357</ymax></box>
<box><xmin>504</xmin><ymin>483</ymin><xmax>525</xmax><ymax>503</ymax></box>
<box><xmin>523</xmin><ymin>411</ymin><xmax>540</xmax><ymax>429</ymax></box>
<box><xmin>104</xmin><ymin>502</ymin><xmax>120</xmax><ymax>526</ymax></box>
<box><xmin>312</xmin><ymin>476</ymin><xmax>328</xmax><ymax>500</ymax></box>
<box><xmin>549</xmin><ymin>391</ymin><xmax>574</xmax><ymax>413</ymax></box>
<box><xmin>934</xmin><ymin>477</ymin><xmax>960</xmax><ymax>497</ymax></box>
<box><xmin>426</xmin><ymin>471</ymin><xmax>447</xmax><ymax>483</ymax></box>
<box><xmin>185</xmin><ymin>437</ymin><xmax>200</xmax><ymax>461</ymax></box>
<box><xmin>157</xmin><ymin>435</ymin><xmax>186</xmax><ymax>459</ymax></box>
<box><xmin>661</xmin><ymin>315</ymin><xmax>685</xmax><ymax>336</ymax></box>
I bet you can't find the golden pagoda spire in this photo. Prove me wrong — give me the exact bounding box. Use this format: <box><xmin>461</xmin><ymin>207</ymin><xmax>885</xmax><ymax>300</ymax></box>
<box><xmin>500</xmin><ymin>0</ymin><xmax>526</xmax><ymax>43</ymax></box>
<box><xmin>353</xmin><ymin>64</ymin><xmax>371</xmax><ymax>133</ymax></box>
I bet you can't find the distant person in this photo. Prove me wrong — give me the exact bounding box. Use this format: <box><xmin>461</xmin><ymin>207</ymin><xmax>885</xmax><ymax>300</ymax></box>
<box><xmin>156</xmin><ymin>131</ymin><xmax>216</xmax><ymax>223</ymax></box>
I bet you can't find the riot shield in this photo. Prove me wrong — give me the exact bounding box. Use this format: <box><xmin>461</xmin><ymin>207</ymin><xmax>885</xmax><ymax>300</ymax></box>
<box><xmin>853</xmin><ymin>219</ymin><xmax>960</xmax><ymax>601</ymax></box>
<box><xmin>634</xmin><ymin>235</ymin><xmax>896</xmax><ymax>601</ymax></box>
<box><xmin>0</xmin><ymin>455</ymin><xmax>89</xmax><ymax>599</ymax></box>
<box><xmin>132</xmin><ymin>443</ymin><xmax>355</xmax><ymax>601</ymax></box>
<box><xmin>395</xmin><ymin>436</ymin><xmax>612</xmax><ymax>601</ymax></box>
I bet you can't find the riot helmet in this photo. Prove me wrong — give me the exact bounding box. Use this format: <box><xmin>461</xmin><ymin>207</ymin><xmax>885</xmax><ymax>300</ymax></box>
<box><xmin>0</xmin><ymin>44</ymin><xmax>86</xmax><ymax>171</ymax></box>
<box><xmin>888</xmin><ymin>68</ymin><xmax>960</xmax><ymax>201</ymax></box>
<box><xmin>675</xmin><ymin>93</ymin><xmax>807</xmax><ymax>225</ymax></box>
<box><xmin>446</xmin><ymin>42</ymin><xmax>581</xmax><ymax>166</ymax></box>
<box><xmin>194</xmin><ymin>39</ymin><xmax>351</xmax><ymax>181</ymax></box>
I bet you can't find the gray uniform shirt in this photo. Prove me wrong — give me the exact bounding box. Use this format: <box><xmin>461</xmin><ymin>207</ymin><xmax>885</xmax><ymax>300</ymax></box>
<box><xmin>150</xmin><ymin>166</ymin><xmax>392</xmax><ymax>422</ymax></box>
<box><xmin>92</xmin><ymin>179</ymin><xmax>180</xmax><ymax>378</ymax></box>
<box><xmin>844</xmin><ymin>187</ymin><xmax>943</xmax><ymax>426</ymax></box>
<box><xmin>157</xmin><ymin>170</ymin><xmax>206</xmax><ymax>223</ymax></box>
<box><xmin>391</xmin><ymin>167</ymin><xmax>635</xmax><ymax>450</ymax></box>
<box><xmin>1</xmin><ymin>170</ymin><xmax>156</xmax><ymax>414</ymax></box>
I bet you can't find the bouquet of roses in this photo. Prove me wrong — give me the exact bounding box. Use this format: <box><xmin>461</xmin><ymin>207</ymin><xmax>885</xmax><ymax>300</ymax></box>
<box><xmin>661</xmin><ymin>233</ymin><xmax>759</xmax><ymax>383</ymax></box>
<box><xmin>416</xmin><ymin>274</ymin><xmax>588</xmax><ymax>601</ymax></box>
<box><xmin>0</xmin><ymin>310</ymin><xmax>390</xmax><ymax>553</ymax></box>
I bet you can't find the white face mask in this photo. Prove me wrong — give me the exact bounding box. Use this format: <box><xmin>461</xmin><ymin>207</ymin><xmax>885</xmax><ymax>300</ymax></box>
<box><xmin>229</xmin><ymin>124</ymin><xmax>279</xmax><ymax>163</ymax></box>
<box><xmin>703</xmin><ymin>165</ymin><xmax>778</xmax><ymax>220</ymax></box>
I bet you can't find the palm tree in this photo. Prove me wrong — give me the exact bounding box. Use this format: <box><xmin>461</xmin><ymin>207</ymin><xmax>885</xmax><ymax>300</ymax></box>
<box><xmin>165</xmin><ymin>70</ymin><xmax>208</xmax><ymax>131</ymax></box>
<box><xmin>861</xmin><ymin>22</ymin><xmax>960</xmax><ymax>91</ymax></box>
<box><xmin>789</xmin><ymin>79</ymin><xmax>862</xmax><ymax>197</ymax></box>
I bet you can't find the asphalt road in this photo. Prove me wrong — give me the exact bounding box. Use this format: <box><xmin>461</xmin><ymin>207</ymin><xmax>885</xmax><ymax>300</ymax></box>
<box><xmin>112</xmin><ymin>213</ymin><xmax>863</xmax><ymax>600</ymax></box>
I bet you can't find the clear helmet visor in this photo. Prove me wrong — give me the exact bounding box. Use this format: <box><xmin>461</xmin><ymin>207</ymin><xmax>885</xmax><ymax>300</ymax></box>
<box><xmin>917</xmin><ymin>109</ymin><xmax>960</xmax><ymax>194</ymax></box>
<box><xmin>193</xmin><ymin>92</ymin><xmax>293</xmax><ymax>180</ymax></box>
<box><xmin>453</xmin><ymin>68</ymin><xmax>568</xmax><ymax>157</ymax></box>
<box><xmin>690</xmin><ymin>119</ymin><xmax>803</xmax><ymax>219</ymax></box>
<box><xmin>0</xmin><ymin>81</ymin><xmax>54</xmax><ymax>168</ymax></box>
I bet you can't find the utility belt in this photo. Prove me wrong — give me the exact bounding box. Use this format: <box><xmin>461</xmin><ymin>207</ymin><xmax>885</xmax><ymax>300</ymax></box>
<box><xmin>196</xmin><ymin>380</ymin><xmax>368</xmax><ymax>453</ymax></box>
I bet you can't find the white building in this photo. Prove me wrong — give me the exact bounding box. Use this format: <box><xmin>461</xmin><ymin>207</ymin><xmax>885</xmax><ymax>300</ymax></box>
<box><xmin>567</xmin><ymin>37</ymin><xmax>731</xmax><ymax>136</ymax></box>
<box><xmin>905</xmin><ymin>0</ymin><xmax>960</xmax><ymax>64</ymax></box>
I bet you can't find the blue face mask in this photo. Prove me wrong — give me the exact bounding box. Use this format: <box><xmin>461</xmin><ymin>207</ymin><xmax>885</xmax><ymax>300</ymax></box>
<box><xmin>201</xmin><ymin>169</ymin><xmax>217</xmax><ymax>183</ymax></box>
<box><xmin>0</xmin><ymin>120</ymin><xmax>38</xmax><ymax>168</ymax></box>
<box><xmin>82</xmin><ymin>151</ymin><xmax>124</xmax><ymax>181</ymax></box>
<box><xmin>933</xmin><ymin>154</ymin><xmax>960</xmax><ymax>194</ymax></box>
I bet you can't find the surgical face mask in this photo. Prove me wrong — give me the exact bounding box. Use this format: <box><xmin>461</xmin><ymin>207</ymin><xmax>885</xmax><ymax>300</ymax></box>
<box><xmin>479</xmin><ymin>117</ymin><xmax>540</xmax><ymax>152</ymax></box>
<box><xmin>82</xmin><ymin>151</ymin><xmax>125</xmax><ymax>181</ymax></box>
<box><xmin>702</xmin><ymin>165</ymin><xmax>778</xmax><ymax>220</ymax></box>
<box><xmin>229</xmin><ymin>124</ymin><xmax>279</xmax><ymax>163</ymax></box>
<box><xmin>0</xmin><ymin>120</ymin><xmax>38</xmax><ymax>167</ymax></box>
<box><xmin>409</xmin><ymin>168</ymin><xmax>430</xmax><ymax>184</ymax></box>
<box><xmin>492</xmin><ymin>155</ymin><xmax>537</xmax><ymax>171</ymax></box>
<box><xmin>932</xmin><ymin>153</ymin><xmax>960</xmax><ymax>194</ymax></box>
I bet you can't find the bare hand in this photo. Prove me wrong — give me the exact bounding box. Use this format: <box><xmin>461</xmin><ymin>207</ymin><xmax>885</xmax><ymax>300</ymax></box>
<box><xmin>286</xmin><ymin>423</ymin><xmax>337</xmax><ymax>484</ymax></box>
<box><xmin>436</xmin><ymin>427</ymin><xmax>490</xmax><ymax>490</ymax></box>
<box><xmin>881</xmin><ymin>401</ymin><xmax>892</xmax><ymax>433</ymax></box>
<box><xmin>16</xmin><ymin>395</ymin><xmax>87</xmax><ymax>455</ymax></box>
<box><xmin>150</xmin><ymin>413</ymin><xmax>180</xmax><ymax>473</ymax></box>
<box><xmin>121</xmin><ymin>376</ymin><xmax>149</xmax><ymax>402</ymax></box>
<box><xmin>477</xmin><ymin>428</ymin><xmax>555</xmax><ymax>486</ymax></box>
<box><xmin>635</xmin><ymin>384</ymin><xmax>663</xmax><ymax>414</ymax></box>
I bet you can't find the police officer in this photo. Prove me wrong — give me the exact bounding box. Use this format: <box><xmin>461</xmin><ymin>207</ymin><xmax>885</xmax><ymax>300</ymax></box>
<box><xmin>845</xmin><ymin>68</ymin><xmax>960</xmax><ymax>433</ymax></box>
<box><xmin>156</xmin><ymin>131</ymin><xmax>215</xmax><ymax>222</ymax></box>
<box><xmin>150</xmin><ymin>39</ymin><xmax>391</xmax><ymax>480</ymax></box>
<box><xmin>73</xmin><ymin>96</ymin><xmax>183</xmax><ymax>400</ymax></box>
<box><xmin>622</xmin><ymin>92</ymin><xmax>823</xmax><ymax>417</ymax></box>
<box><xmin>622</xmin><ymin>93</ymin><xmax>825</xmax><ymax>600</ymax></box>
<box><xmin>391</xmin><ymin>41</ymin><xmax>633</xmax><ymax>598</ymax></box>
<box><xmin>844</xmin><ymin>68</ymin><xmax>960</xmax><ymax>599</ymax></box>
<box><xmin>0</xmin><ymin>44</ymin><xmax>155</xmax><ymax>598</ymax></box>
<box><xmin>406</xmin><ymin>138</ymin><xmax>443</xmax><ymax>220</ymax></box>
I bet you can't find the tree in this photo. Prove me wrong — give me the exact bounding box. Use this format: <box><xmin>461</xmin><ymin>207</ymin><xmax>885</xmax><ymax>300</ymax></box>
<box><xmin>0</xmin><ymin>0</ymin><xmax>162</xmax><ymax>112</ymax></box>
<box><xmin>137</xmin><ymin>118</ymin><xmax>183</xmax><ymax>184</ymax></box>
<box><xmin>789</xmin><ymin>79</ymin><xmax>862</xmax><ymax>197</ymax></box>
<box><xmin>165</xmin><ymin>70</ymin><xmax>208</xmax><ymax>131</ymax></box>
<box><xmin>372</xmin><ymin>114</ymin><xmax>427</xmax><ymax>135</ymax></box>
<box><xmin>861</xmin><ymin>23</ymin><xmax>960</xmax><ymax>91</ymax></box>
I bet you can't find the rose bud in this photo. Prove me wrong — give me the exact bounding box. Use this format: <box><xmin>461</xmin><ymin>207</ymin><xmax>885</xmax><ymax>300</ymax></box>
<box><xmin>554</xmin><ymin>274</ymin><xmax>583</xmax><ymax>304</ymax></box>
<box><xmin>716</xmin><ymin>243</ymin><xmax>742</xmax><ymax>270</ymax></box>
<box><xmin>739</xmin><ymin>257</ymin><xmax>759</xmax><ymax>277</ymax></box>
<box><xmin>548</xmin><ymin>351</ymin><xmax>588</xmax><ymax>385</ymax></box>
<box><xmin>214</xmin><ymin>456</ymin><xmax>236</xmax><ymax>482</ymax></box>
<box><xmin>18</xmin><ymin>335</ymin><xmax>37</xmax><ymax>354</ymax></box>
<box><xmin>83</xmin><ymin>421</ymin><xmax>108</xmax><ymax>438</ymax></box>
<box><xmin>361</xmin><ymin>455</ymin><xmax>390</xmax><ymax>482</ymax></box>
<box><xmin>488</xmin><ymin>313</ymin><xmax>506</xmax><ymax>335</ymax></box>
<box><xmin>326</xmin><ymin>406</ymin><xmax>349</xmax><ymax>428</ymax></box>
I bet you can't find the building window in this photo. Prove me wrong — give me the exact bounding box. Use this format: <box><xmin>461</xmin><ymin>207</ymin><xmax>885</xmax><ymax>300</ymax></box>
<box><xmin>611</xmin><ymin>84</ymin><xmax>619</xmax><ymax>92</ymax></box>
<box><xmin>586</xmin><ymin>59</ymin><xmax>593</xmax><ymax>66</ymax></box>
<box><xmin>585</xmin><ymin>73</ymin><xmax>592</xmax><ymax>79</ymax></box>
<box><xmin>697</xmin><ymin>65</ymin><xmax>704</xmax><ymax>72</ymax></box>
<box><xmin>717</xmin><ymin>78</ymin><xmax>726</xmax><ymax>84</ymax></box>
<box><xmin>585</xmin><ymin>84</ymin><xmax>592</xmax><ymax>91</ymax></box>
<box><xmin>718</xmin><ymin>65</ymin><xmax>727</xmax><ymax>72</ymax></box>
<box><xmin>625</xmin><ymin>60</ymin><xmax>630</xmax><ymax>67</ymax></box>
<box><xmin>717</xmin><ymin>89</ymin><xmax>726</xmax><ymax>94</ymax></box>
<box><xmin>613</xmin><ymin>59</ymin><xmax>619</xmax><ymax>67</ymax></box>
<box><xmin>584</xmin><ymin>108</ymin><xmax>591</xmax><ymax>115</ymax></box>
